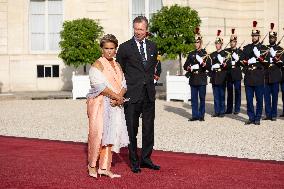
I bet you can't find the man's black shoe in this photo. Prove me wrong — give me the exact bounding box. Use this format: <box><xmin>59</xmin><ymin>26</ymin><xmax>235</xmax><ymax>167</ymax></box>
<box><xmin>140</xmin><ymin>163</ymin><xmax>160</xmax><ymax>170</ymax></box>
<box><xmin>271</xmin><ymin>117</ymin><xmax>277</xmax><ymax>121</ymax></box>
<box><xmin>188</xmin><ymin>118</ymin><xmax>199</xmax><ymax>121</ymax></box>
<box><xmin>262</xmin><ymin>117</ymin><xmax>272</xmax><ymax>120</ymax></box>
<box><xmin>225</xmin><ymin>111</ymin><xmax>232</xmax><ymax>114</ymax></box>
<box><xmin>199</xmin><ymin>117</ymin><xmax>205</xmax><ymax>121</ymax></box>
<box><xmin>211</xmin><ymin>114</ymin><xmax>219</xmax><ymax>117</ymax></box>
<box><xmin>279</xmin><ymin>113</ymin><xmax>284</xmax><ymax>117</ymax></box>
<box><xmin>233</xmin><ymin>111</ymin><xmax>240</xmax><ymax>115</ymax></box>
<box><xmin>219</xmin><ymin>114</ymin><xmax>225</xmax><ymax>118</ymax></box>
<box><xmin>254</xmin><ymin>121</ymin><xmax>260</xmax><ymax>125</ymax></box>
<box><xmin>131</xmin><ymin>166</ymin><xmax>141</xmax><ymax>173</ymax></box>
<box><xmin>245</xmin><ymin>120</ymin><xmax>254</xmax><ymax>125</ymax></box>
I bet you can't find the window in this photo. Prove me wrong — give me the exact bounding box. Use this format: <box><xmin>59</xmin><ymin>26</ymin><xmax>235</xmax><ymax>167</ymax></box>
<box><xmin>37</xmin><ymin>65</ymin><xmax>44</xmax><ymax>77</ymax></box>
<box><xmin>132</xmin><ymin>0</ymin><xmax>145</xmax><ymax>19</ymax></box>
<box><xmin>130</xmin><ymin>0</ymin><xmax>162</xmax><ymax>36</ymax></box>
<box><xmin>45</xmin><ymin>66</ymin><xmax>52</xmax><ymax>77</ymax></box>
<box><xmin>30</xmin><ymin>0</ymin><xmax>63</xmax><ymax>52</ymax></box>
<box><xmin>52</xmin><ymin>65</ymin><xmax>59</xmax><ymax>77</ymax></box>
<box><xmin>131</xmin><ymin>0</ymin><xmax>162</xmax><ymax>20</ymax></box>
<box><xmin>37</xmin><ymin>65</ymin><xmax>59</xmax><ymax>78</ymax></box>
<box><xmin>148</xmin><ymin>0</ymin><xmax>162</xmax><ymax>20</ymax></box>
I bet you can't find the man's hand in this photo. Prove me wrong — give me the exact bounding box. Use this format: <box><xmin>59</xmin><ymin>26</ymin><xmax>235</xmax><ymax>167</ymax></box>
<box><xmin>186</xmin><ymin>66</ymin><xmax>191</xmax><ymax>72</ymax></box>
<box><xmin>217</xmin><ymin>54</ymin><xmax>224</xmax><ymax>63</ymax></box>
<box><xmin>253</xmin><ymin>47</ymin><xmax>260</xmax><ymax>58</ymax></box>
<box><xmin>191</xmin><ymin>64</ymin><xmax>199</xmax><ymax>70</ymax></box>
<box><xmin>154</xmin><ymin>75</ymin><xmax>160</xmax><ymax>81</ymax></box>
<box><xmin>248</xmin><ymin>57</ymin><xmax>257</xmax><ymax>64</ymax></box>
<box><xmin>232</xmin><ymin>52</ymin><xmax>239</xmax><ymax>62</ymax></box>
<box><xmin>211</xmin><ymin>63</ymin><xmax>220</xmax><ymax>69</ymax></box>
<box><xmin>196</xmin><ymin>54</ymin><xmax>203</xmax><ymax>64</ymax></box>
<box><xmin>270</xmin><ymin>47</ymin><xmax>276</xmax><ymax>57</ymax></box>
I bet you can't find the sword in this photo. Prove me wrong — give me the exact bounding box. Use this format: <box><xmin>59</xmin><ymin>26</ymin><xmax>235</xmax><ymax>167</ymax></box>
<box><xmin>238</xmin><ymin>40</ymin><xmax>245</xmax><ymax>50</ymax></box>
<box><xmin>223</xmin><ymin>40</ymin><xmax>230</xmax><ymax>49</ymax></box>
<box><xmin>223</xmin><ymin>41</ymin><xmax>245</xmax><ymax>65</ymax></box>
<box><xmin>260</xmin><ymin>32</ymin><xmax>268</xmax><ymax>45</ymax></box>
<box><xmin>276</xmin><ymin>32</ymin><xmax>284</xmax><ymax>46</ymax></box>
<box><xmin>203</xmin><ymin>41</ymin><xmax>210</xmax><ymax>50</ymax></box>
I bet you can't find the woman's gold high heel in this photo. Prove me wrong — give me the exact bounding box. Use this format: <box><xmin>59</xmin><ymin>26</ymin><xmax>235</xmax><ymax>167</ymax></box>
<box><xmin>97</xmin><ymin>168</ymin><xmax>121</xmax><ymax>178</ymax></box>
<box><xmin>88</xmin><ymin>165</ymin><xmax>98</xmax><ymax>178</ymax></box>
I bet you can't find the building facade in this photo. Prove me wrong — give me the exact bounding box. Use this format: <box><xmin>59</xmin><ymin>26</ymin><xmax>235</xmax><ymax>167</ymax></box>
<box><xmin>0</xmin><ymin>0</ymin><xmax>283</xmax><ymax>92</ymax></box>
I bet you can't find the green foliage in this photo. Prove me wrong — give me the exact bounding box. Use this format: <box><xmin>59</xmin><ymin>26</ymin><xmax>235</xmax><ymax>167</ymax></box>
<box><xmin>59</xmin><ymin>18</ymin><xmax>103</xmax><ymax>68</ymax></box>
<box><xmin>149</xmin><ymin>4</ymin><xmax>201</xmax><ymax>74</ymax></box>
<box><xmin>150</xmin><ymin>4</ymin><xmax>201</xmax><ymax>58</ymax></box>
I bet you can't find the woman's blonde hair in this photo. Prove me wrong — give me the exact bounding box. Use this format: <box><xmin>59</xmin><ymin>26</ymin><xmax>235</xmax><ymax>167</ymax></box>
<box><xmin>100</xmin><ymin>34</ymin><xmax>118</xmax><ymax>48</ymax></box>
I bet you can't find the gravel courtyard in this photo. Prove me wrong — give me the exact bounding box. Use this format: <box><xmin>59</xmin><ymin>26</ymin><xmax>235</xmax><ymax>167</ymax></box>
<box><xmin>0</xmin><ymin>99</ymin><xmax>283</xmax><ymax>161</ymax></box>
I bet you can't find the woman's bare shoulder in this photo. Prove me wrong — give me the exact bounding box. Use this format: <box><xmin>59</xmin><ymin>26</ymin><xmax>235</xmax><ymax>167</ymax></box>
<box><xmin>91</xmin><ymin>60</ymin><xmax>104</xmax><ymax>71</ymax></box>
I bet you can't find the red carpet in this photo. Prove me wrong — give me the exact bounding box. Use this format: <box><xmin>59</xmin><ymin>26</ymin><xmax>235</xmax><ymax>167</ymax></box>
<box><xmin>0</xmin><ymin>136</ymin><xmax>283</xmax><ymax>189</ymax></box>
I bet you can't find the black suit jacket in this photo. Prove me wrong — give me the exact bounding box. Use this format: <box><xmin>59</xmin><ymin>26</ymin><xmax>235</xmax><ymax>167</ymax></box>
<box><xmin>116</xmin><ymin>37</ymin><xmax>158</xmax><ymax>103</ymax></box>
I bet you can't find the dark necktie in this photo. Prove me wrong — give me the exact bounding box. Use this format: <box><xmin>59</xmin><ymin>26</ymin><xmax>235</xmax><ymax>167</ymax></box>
<box><xmin>139</xmin><ymin>41</ymin><xmax>147</xmax><ymax>66</ymax></box>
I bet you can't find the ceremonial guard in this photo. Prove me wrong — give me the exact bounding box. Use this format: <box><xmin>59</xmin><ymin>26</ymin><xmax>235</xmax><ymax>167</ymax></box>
<box><xmin>183</xmin><ymin>27</ymin><xmax>210</xmax><ymax>121</ymax></box>
<box><xmin>242</xmin><ymin>21</ymin><xmax>266</xmax><ymax>125</ymax></box>
<box><xmin>224</xmin><ymin>29</ymin><xmax>244</xmax><ymax>115</ymax></box>
<box><xmin>263</xmin><ymin>23</ymin><xmax>283</xmax><ymax>121</ymax></box>
<box><xmin>209</xmin><ymin>30</ymin><xmax>227</xmax><ymax>117</ymax></box>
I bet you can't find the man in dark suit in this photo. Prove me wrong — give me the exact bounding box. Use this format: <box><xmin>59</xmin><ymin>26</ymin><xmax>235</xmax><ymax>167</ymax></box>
<box><xmin>116</xmin><ymin>16</ymin><xmax>160</xmax><ymax>173</ymax></box>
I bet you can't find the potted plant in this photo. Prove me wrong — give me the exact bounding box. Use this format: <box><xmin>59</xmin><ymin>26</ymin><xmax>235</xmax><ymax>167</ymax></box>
<box><xmin>59</xmin><ymin>18</ymin><xmax>103</xmax><ymax>99</ymax></box>
<box><xmin>149</xmin><ymin>5</ymin><xmax>201</xmax><ymax>101</ymax></box>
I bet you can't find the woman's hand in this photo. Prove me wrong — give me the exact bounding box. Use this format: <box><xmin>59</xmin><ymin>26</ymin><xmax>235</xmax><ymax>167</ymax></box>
<box><xmin>111</xmin><ymin>94</ymin><xmax>124</xmax><ymax>107</ymax></box>
<box><xmin>116</xmin><ymin>98</ymin><xmax>124</xmax><ymax>106</ymax></box>
<box><xmin>110</xmin><ymin>99</ymin><xmax>118</xmax><ymax>107</ymax></box>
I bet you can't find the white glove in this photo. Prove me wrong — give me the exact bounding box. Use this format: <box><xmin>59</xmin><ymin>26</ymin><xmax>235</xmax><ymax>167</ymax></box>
<box><xmin>154</xmin><ymin>79</ymin><xmax>157</xmax><ymax>84</ymax></box>
<box><xmin>211</xmin><ymin>63</ymin><xmax>220</xmax><ymax>70</ymax></box>
<box><xmin>253</xmin><ymin>46</ymin><xmax>260</xmax><ymax>58</ymax></box>
<box><xmin>248</xmin><ymin>57</ymin><xmax>257</xmax><ymax>64</ymax></box>
<box><xmin>217</xmin><ymin>54</ymin><xmax>224</xmax><ymax>63</ymax></box>
<box><xmin>231</xmin><ymin>61</ymin><xmax>236</xmax><ymax>66</ymax></box>
<box><xmin>270</xmin><ymin>47</ymin><xmax>276</xmax><ymax>57</ymax></box>
<box><xmin>270</xmin><ymin>57</ymin><xmax>273</xmax><ymax>63</ymax></box>
<box><xmin>191</xmin><ymin>64</ymin><xmax>200</xmax><ymax>70</ymax></box>
<box><xmin>196</xmin><ymin>54</ymin><xmax>203</xmax><ymax>64</ymax></box>
<box><xmin>232</xmin><ymin>52</ymin><xmax>239</xmax><ymax>62</ymax></box>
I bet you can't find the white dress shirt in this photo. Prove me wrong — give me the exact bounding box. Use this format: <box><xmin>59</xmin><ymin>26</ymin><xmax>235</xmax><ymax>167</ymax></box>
<box><xmin>134</xmin><ymin>37</ymin><xmax>147</xmax><ymax>60</ymax></box>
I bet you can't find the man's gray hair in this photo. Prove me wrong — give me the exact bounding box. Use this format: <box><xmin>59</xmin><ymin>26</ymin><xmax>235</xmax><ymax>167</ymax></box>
<box><xmin>133</xmin><ymin>16</ymin><xmax>149</xmax><ymax>29</ymax></box>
